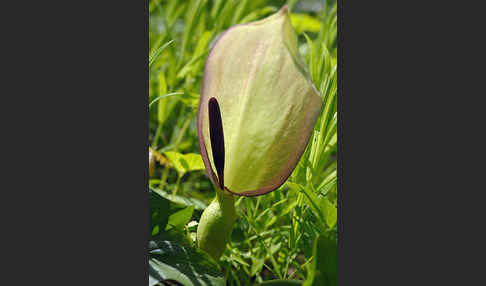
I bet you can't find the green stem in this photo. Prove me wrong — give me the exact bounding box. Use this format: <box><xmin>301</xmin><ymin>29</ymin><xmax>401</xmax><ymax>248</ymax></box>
<box><xmin>152</xmin><ymin>123</ymin><xmax>163</xmax><ymax>148</ymax></box>
<box><xmin>172</xmin><ymin>174</ymin><xmax>182</xmax><ymax>197</ymax></box>
<box><xmin>173</xmin><ymin>115</ymin><xmax>193</xmax><ymax>150</ymax></box>
<box><xmin>196</xmin><ymin>187</ymin><xmax>237</xmax><ymax>260</ymax></box>
<box><xmin>159</xmin><ymin>168</ymin><xmax>169</xmax><ymax>188</ymax></box>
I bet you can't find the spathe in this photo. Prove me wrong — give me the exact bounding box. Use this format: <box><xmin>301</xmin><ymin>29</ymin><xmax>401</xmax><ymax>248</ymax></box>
<box><xmin>197</xmin><ymin>6</ymin><xmax>322</xmax><ymax>196</ymax></box>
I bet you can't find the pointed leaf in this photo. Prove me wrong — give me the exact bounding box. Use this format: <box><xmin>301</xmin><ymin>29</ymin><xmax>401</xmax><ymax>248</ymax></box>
<box><xmin>165</xmin><ymin>205</ymin><xmax>194</xmax><ymax>232</ymax></box>
<box><xmin>164</xmin><ymin>152</ymin><xmax>206</xmax><ymax>176</ymax></box>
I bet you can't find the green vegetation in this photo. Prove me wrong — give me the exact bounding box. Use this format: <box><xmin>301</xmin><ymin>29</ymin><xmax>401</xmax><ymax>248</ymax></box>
<box><xmin>149</xmin><ymin>1</ymin><xmax>337</xmax><ymax>285</ymax></box>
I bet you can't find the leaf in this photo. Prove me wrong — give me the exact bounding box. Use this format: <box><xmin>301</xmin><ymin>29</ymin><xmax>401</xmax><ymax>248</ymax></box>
<box><xmin>166</xmin><ymin>205</ymin><xmax>194</xmax><ymax>232</ymax></box>
<box><xmin>256</xmin><ymin>280</ymin><xmax>303</xmax><ymax>286</ymax></box>
<box><xmin>303</xmin><ymin>235</ymin><xmax>337</xmax><ymax>286</ymax></box>
<box><xmin>231</xmin><ymin>255</ymin><xmax>250</xmax><ymax>267</ymax></box>
<box><xmin>239</xmin><ymin>6</ymin><xmax>277</xmax><ymax>24</ymax></box>
<box><xmin>302</xmin><ymin>33</ymin><xmax>318</xmax><ymax>85</ymax></box>
<box><xmin>269</xmin><ymin>242</ymin><xmax>282</xmax><ymax>256</ymax></box>
<box><xmin>159</xmin><ymin>71</ymin><xmax>167</xmax><ymax>96</ymax></box>
<box><xmin>177</xmin><ymin>50</ymin><xmax>208</xmax><ymax>78</ymax></box>
<box><xmin>180</xmin><ymin>0</ymin><xmax>206</xmax><ymax>63</ymax></box>
<box><xmin>175</xmin><ymin>92</ymin><xmax>200</xmax><ymax>108</ymax></box>
<box><xmin>177</xmin><ymin>30</ymin><xmax>212</xmax><ymax>78</ymax></box>
<box><xmin>288</xmin><ymin>182</ymin><xmax>325</xmax><ymax>227</ymax></box>
<box><xmin>320</xmin><ymin>198</ymin><xmax>337</xmax><ymax>229</ymax></box>
<box><xmin>164</xmin><ymin>152</ymin><xmax>206</xmax><ymax>176</ymax></box>
<box><xmin>149</xmin><ymin>39</ymin><xmax>173</xmax><ymax>68</ymax></box>
<box><xmin>280</xmin><ymin>200</ymin><xmax>298</xmax><ymax>217</ymax></box>
<box><xmin>290</xmin><ymin>14</ymin><xmax>321</xmax><ymax>34</ymax></box>
<box><xmin>155</xmin><ymin>73</ymin><xmax>179</xmax><ymax>125</ymax></box>
<box><xmin>265</xmin><ymin>215</ymin><xmax>278</xmax><ymax>229</ymax></box>
<box><xmin>317</xmin><ymin>170</ymin><xmax>336</xmax><ymax>196</ymax></box>
<box><xmin>151</xmin><ymin>187</ymin><xmax>207</xmax><ymax>210</ymax></box>
<box><xmin>150</xmin><ymin>189</ymin><xmax>170</xmax><ymax>236</ymax></box>
<box><xmin>149</xmin><ymin>240</ymin><xmax>225</xmax><ymax>286</ymax></box>
<box><xmin>150</xmin><ymin>92</ymin><xmax>183</xmax><ymax>109</ymax></box>
<box><xmin>250</xmin><ymin>257</ymin><xmax>264</xmax><ymax>276</ymax></box>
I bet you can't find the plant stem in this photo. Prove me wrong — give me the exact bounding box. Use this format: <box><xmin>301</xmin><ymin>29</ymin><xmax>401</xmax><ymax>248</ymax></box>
<box><xmin>172</xmin><ymin>174</ymin><xmax>182</xmax><ymax>197</ymax></box>
<box><xmin>152</xmin><ymin>123</ymin><xmax>163</xmax><ymax>148</ymax></box>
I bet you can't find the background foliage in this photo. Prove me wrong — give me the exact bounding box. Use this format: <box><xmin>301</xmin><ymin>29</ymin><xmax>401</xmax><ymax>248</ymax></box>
<box><xmin>149</xmin><ymin>0</ymin><xmax>337</xmax><ymax>285</ymax></box>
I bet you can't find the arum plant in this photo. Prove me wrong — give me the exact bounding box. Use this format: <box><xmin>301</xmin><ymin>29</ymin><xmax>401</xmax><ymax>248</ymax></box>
<box><xmin>196</xmin><ymin>6</ymin><xmax>322</xmax><ymax>260</ymax></box>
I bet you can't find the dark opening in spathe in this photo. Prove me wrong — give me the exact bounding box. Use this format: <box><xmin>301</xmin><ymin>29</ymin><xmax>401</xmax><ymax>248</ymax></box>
<box><xmin>208</xmin><ymin>97</ymin><xmax>225</xmax><ymax>189</ymax></box>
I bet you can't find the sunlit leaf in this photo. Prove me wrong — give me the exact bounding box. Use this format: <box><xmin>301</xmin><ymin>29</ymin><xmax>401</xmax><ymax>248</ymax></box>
<box><xmin>290</xmin><ymin>13</ymin><xmax>321</xmax><ymax>34</ymax></box>
<box><xmin>166</xmin><ymin>205</ymin><xmax>194</xmax><ymax>231</ymax></box>
<box><xmin>164</xmin><ymin>151</ymin><xmax>206</xmax><ymax>176</ymax></box>
<box><xmin>320</xmin><ymin>198</ymin><xmax>337</xmax><ymax>229</ymax></box>
<box><xmin>156</xmin><ymin>73</ymin><xmax>178</xmax><ymax>124</ymax></box>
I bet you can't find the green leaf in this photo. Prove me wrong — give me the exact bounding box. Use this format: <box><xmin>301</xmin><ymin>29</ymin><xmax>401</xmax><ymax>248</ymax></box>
<box><xmin>149</xmin><ymin>240</ymin><xmax>225</xmax><ymax>286</ymax></box>
<box><xmin>290</xmin><ymin>14</ymin><xmax>321</xmax><ymax>34</ymax></box>
<box><xmin>166</xmin><ymin>205</ymin><xmax>194</xmax><ymax>231</ymax></box>
<box><xmin>151</xmin><ymin>187</ymin><xmax>207</xmax><ymax>210</ymax></box>
<box><xmin>155</xmin><ymin>73</ymin><xmax>179</xmax><ymax>125</ymax></box>
<box><xmin>250</xmin><ymin>257</ymin><xmax>264</xmax><ymax>276</ymax></box>
<box><xmin>303</xmin><ymin>235</ymin><xmax>337</xmax><ymax>286</ymax></box>
<box><xmin>256</xmin><ymin>280</ymin><xmax>303</xmax><ymax>286</ymax></box>
<box><xmin>239</xmin><ymin>6</ymin><xmax>277</xmax><ymax>23</ymax></box>
<box><xmin>317</xmin><ymin>170</ymin><xmax>336</xmax><ymax>196</ymax></box>
<box><xmin>180</xmin><ymin>0</ymin><xmax>206</xmax><ymax>64</ymax></box>
<box><xmin>150</xmin><ymin>92</ymin><xmax>183</xmax><ymax>110</ymax></box>
<box><xmin>177</xmin><ymin>30</ymin><xmax>212</xmax><ymax>78</ymax></box>
<box><xmin>231</xmin><ymin>254</ymin><xmax>250</xmax><ymax>267</ymax></box>
<box><xmin>265</xmin><ymin>215</ymin><xmax>278</xmax><ymax>229</ymax></box>
<box><xmin>288</xmin><ymin>182</ymin><xmax>325</xmax><ymax>227</ymax></box>
<box><xmin>280</xmin><ymin>200</ymin><xmax>298</xmax><ymax>217</ymax></box>
<box><xmin>320</xmin><ymin>198</ymin><xmax>337</xmax><ymax>229</ymax></box>
<box><xmin>149</xmin><ymin>39</ymin><xmax>173</xmax><ymax>69</ymax></box>
<box><xmin>150</xmin><ymin>189</ymin><xmax>170</xmax><ymax>236</ymax></box>
<box><xmin>158</xmin><ymin>71</ymin><xmax>167</xmax><ymax>96</ymax></box>
<box><xmin>176</xmin><ymin>92</ymin><xmax>200</xmax><ymax>108</ymax></box>
<box><xmin>164</xmin><ymin>151</ymin><xmax>206</xmax><ymax>176</ymax></box>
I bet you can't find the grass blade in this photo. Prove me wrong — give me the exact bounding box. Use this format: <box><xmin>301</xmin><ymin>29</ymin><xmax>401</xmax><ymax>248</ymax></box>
<box><xmin>149</xmin><ymin>39</ymin><xmax>174</xmax><ymax>69</ymax></box>
<box><xmin>148</xmin><ymin>92</ymin><xmax>183</xmax><ymax>109</ymax></box>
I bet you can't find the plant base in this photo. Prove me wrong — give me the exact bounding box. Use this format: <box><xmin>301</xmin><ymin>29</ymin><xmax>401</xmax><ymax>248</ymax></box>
<box><xmin>196</xmin><ymin>188</ymin><xmax>237</xmax><ymax>260</ymax></box>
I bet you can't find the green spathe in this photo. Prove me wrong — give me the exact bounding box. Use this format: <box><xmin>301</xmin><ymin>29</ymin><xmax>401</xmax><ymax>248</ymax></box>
<box><xmin>198</xmin><ymin>6</ymin><xmax>322</xmax><ymax>196</ymax></box>
<box><xmin>196</xmin><ymin>6</ymin><xmax>322</xmax><ymax>260</ymax></box>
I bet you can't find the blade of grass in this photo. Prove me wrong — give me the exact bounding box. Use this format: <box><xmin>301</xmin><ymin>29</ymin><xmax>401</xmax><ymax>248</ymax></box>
<box><xmin>148</xmin><ymin>92</ymin><xmax>184</xmax><ymax>109</ymax></box>
<box><xmin>149</xmin><ymin>39</ymin><xmax>174</xmax><ymax>69</ymax></box>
